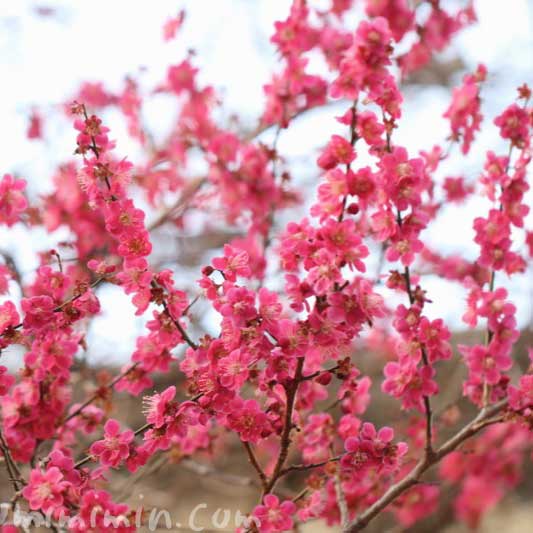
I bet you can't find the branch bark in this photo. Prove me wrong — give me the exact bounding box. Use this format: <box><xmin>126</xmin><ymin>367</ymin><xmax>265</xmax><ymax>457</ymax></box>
<box><xmin>262</xmin><ymin>357</ymin><xmax>305</xmax><ymax>495</ymax></box>
<box><xmin>343</xmin><ymin>399</ymin><xmax>508</xmax><ymax>532</ymax></box>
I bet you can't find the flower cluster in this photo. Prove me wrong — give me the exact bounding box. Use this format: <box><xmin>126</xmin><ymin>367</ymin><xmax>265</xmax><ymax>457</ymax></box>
<box><xmin>0</xmin><ymin>2</ymin><xmax>532</xmax><ymax>533</ymax></box>
<box><xmin>0</xmin><ymin>174</ymin><xmax>28</xmax><ymax>226</ymax></box>
<box><xmin>341</xmin><ymin>422</ymin><xmax>408</xmax><ymax>477</ymax></box>
<box><xmin>443</xmin><ymin>64</ymin><xmax>486</xmax><ymax>154</ymax></box>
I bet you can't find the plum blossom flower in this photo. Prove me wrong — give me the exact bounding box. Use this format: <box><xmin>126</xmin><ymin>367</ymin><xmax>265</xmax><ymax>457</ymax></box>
<box><xmin>459</xmin><ymin>344</ymin><xmax>512</xmax><ymax>386</ymax></box>
<box><xmin>341</xmin><ymin>422</ymin><xmax>408</xmax><ymax>475</ymax></box>
<box><xmin>0</xmin><ymin>174</ymin><xmax>27</xmax><ymax>227</ymax></box>
<box><xmin>252</xmin><ymin>494</ymin><xmax>296</xmax><ymax>532</ymax></box>
<box><xmin>212</xmin><ymin>244</ymin><xmax>252</xmax><ymax>281</ymax></box>
<box><xmin>22</xmin><ymin>466</ymin><xmax>69</xmax><ymax>514</ymax></box>
<box><xmin>89</xmin><ymin>418</ymin><xmax>134</xmax><ymax>468</ymax></box>
<box><xmin>317</xmin><ymin>134</ymin><xmax>356</xmax><ymax>170</ymax></box>
<box><xmin>0</xmin><ymin>366</ymin><xmax>15</xmax><ymax>396</ymax></box>
<box><xmin>0</xmin><ymin>301</ymin><xmax>19</xmax><ymax>334</ymax></box>
<box><xmin>494</xmin><ymin>103</ymin><xmax>530</xmax><ymax>147</ymax></box>
<box><xmin>443</xmin><ymin>65</ymin><xmax>485</xmax><ymax>154</ymax></box>
<box><xmin>227</xmin><ymin>398</ymin><xmax>272</xmax><ymax>443</ymax></box>
<box><xmin>382</xmin><ymin>359</ymin><xmax>438</xmax><ymax>410</ymax></box>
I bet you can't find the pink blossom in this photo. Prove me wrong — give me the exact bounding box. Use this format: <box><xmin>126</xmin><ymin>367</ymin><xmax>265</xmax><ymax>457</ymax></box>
<box><xmin>27</xmin><ymin>109</ymin><xmax>43</xmax><ymax>139</ymax></box>
<box><xmin>317</xmin><ymin>135</ymin><xmax>356</xmax><ymax>170</ymax></box>
<box><xmin>22</xmin><ymin>466</ymin><xmax>69</xmax><ymax>514</ymax></box>
<box><xmin>0</xmin><ymin>301</ymin><xmax>19</xmax><ymax>334</ymax></box>
<box><xmin>365</xmin><ymin>0</ymin><xmax>414</xmax><ymax>41</ymax></box>
<box><xmin>0</xmin><ymin>174</ymin><xmax>27</xmax><ymax>226</ymax></box>
<box><xmin>162</xmin><ymin>10</ymin><xmax>185</xmax><ymax>41</ymax></box>
<box><xmin>252</xmin><ymin>494</ymin><xmax>296</xmax><ymax>532</ymax></box>
<box><xmin>443</xmin><ymin>65</ymin><xmax>485</xmax><ymax>154</ymax></box>
<box><xmin>72</xmin><ymin>490</ymin><xmax>134</xmax><ymax>532</ymax></box>
<box><xmin>218</xmin><ymin>349</ymin><xmax>251</xmax><ymax>390</ymax></box>
<box><xmin>383</xmin><ymin>359</ymin><xmax>438</xmax><ymax>410</ymax></box>
<box><xmin>494</xmin><ymin>103</ymin><xmax>530</xmax><ymax>147</ymax></box>
<box><xmin>227</xmin><ymin>398</ymin><xmax>272</xmax><ymax>443</ymax></box>
<box><xmin>393</xmin><ymin>484</ymin><xmax>439</xmax><ymax>527</ymax></box>
<box><xmin>21</xmin><ymin>295</ymin><xmax>56</xmax><ymax>331</ymax></box>
<box><xmin>459</xmin><ymin>344</ymin><xmax>512</xmax><ymax>386</ymax></box>
<box><xmin>342</xmin><ymin>422</ymin><xmax>408</xmax><ymax>475</ymax></box>
<box><xmin>454</xmin><ymin>477</ymin><xmax>503</xmax><ymax>529</ymax></box>
<box><xmin>89</xmin><ymin>419</ymin><xmax>134</xmax><ymax>468</ymax></box>
<box><xmin>212</xmin><ymin>244</ymin><xmax>252</xmax><ymax>281</ymax></box>
<box><xmin>0</xmin><ymin>366</ymin><xmax>14</xmax><ymax>396</ymax></box>
<box><xmin>143</xmin><ymin>386</ymin><xmax>177</xmax><ymax>428</ymax></box>
<box><xmin>508</xmin><ymin>374</ymin><xmax>533</xmax><ymax>411</ymax></box>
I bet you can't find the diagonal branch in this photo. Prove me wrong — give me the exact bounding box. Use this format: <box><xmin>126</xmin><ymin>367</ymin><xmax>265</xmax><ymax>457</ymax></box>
<box><xmin>261</xmin><ymin>357</ymin><xmax>305</xmax><ymax>495</ymax></box>
<box><xmin>243</xmin><ymin>441</ymin><xmax>268</xmax><ymax>490</ymax></box>
<box><xmin>62</xmin><ymin>363</ymin><xmax>140</xmax><ymax>424</ymax></box>
<box><xmin>344</xmin><ymin>399</ymin><xmax>508</xmax><ymax>532</ymax></box>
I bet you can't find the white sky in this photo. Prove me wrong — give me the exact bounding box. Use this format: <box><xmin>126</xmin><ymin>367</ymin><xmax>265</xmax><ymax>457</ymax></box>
<box><xmin>0</xmin><ymin>0</ymin><xmax>532</xmax><ymax>366</ymax></box>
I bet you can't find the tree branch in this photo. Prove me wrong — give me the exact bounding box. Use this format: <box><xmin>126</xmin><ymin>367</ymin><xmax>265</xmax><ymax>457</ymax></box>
<box><xmin>262</xmin><ymin>357</ymin><xmax>305</xmax><ymax>495</ymax></box>
<box><xmin>343</xmin><ymin>399</ymin><xmax>508</xmax><ymax>532</ymax></box>
<box><xmin>62</xmin><ymin>363</ymin><xmax>140</xmax><ymax>424</ymax></box>
<box><xmin>243</xmin><ymin>441</ymin><xmax>268</xmax><ymax>490</ymax></box>
<box><xmin>0</xmin><ymin>429</ymin><xmax>24</xmax><ymax>491</ymax></box>
<box><xmin>279</xmin><ymin>454</ymin><xmax>343</xmax><ymax>477</ymax></box>
<box><xmin>396</xmin><ymin>209</ymin><xmax>434</xmax><ymax>458</ymax></box>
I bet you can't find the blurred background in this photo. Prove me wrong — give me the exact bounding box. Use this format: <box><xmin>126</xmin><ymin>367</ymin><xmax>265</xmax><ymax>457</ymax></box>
<box><xmin>1</xmin><ymin>1</ymin><xmax>533</xmax><ymax>531</ymax></box>
<box><xmin>1</xmin><ymin>0</ymin><xmax>532</xmax><ymax>368</ymax></box>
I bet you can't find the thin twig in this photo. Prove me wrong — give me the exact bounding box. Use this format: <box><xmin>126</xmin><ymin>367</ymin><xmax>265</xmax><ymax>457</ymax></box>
<box><xmin>338</xmin><ymin>100</ymin><xmax>358</xmax><ymax>223</ymax></box>
<box><xmin>279</xmin><ymin>455</ymin><xmax>343</xmax><ymax>477</ymax></box>
<box><xmin>242</xmin><ymin>441</ymin><xmax>268</xmax><ymax>490</ymax></box>
<box><xmin>0</xmin><ymin>276</ymin><xmax>107</xmax><ymax>338</ymax></box>
<box><xmin>152</xmin><ymin>280</ymin><xmax>198</xmax><ymax>349</ymax></box>
<box><xmin>63</xmin><ymin>363</ymin><xmax>140</xmax><ymax>424</ymax></box>
<box><xmin>396</xmin><ymin>209</ymin><xmax>434</xmax><ymax>458</ymax></box>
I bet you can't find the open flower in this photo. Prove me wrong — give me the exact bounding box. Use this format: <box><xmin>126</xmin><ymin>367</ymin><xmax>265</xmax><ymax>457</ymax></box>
<box><xmin>90</xmin><ymin>419</ymin><xmax>134</xmax><ymax>468</ymax></box>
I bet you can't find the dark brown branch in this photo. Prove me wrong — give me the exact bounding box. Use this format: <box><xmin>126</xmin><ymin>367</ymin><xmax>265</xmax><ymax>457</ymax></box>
<box><xmin>300</xmin><ymin>364</ymin><xmax>340</xmax><ymax>382</ymax></box>
<box><xmin>243</xmin><ymin>441</ymin><xmax>268</xmax><ymax>490</ymax></box>
<box><xmin>0</xmin><ymin>430</ymin><xmax>24</xmax><ymax>491</ymax></box>
<box><xmin>279</xmin><ymin>454</ymin><xmax>343</xmax><ymax>477</ymax></box>
<box><xmin>151</xmin><ymin>280</ymin><xmax>198</xmax><ymax>349</ymax></box>
<box><xmin>63</xmin><ymin>363</ymin><xmax>139</xmax><ymax>424</ymax></box>
<box><xmin>262</xmin><ymin>357</ymin><xmax>305</xmax><ymax>495</ymax></box>
<box><xmin>344</xmin><ymin>399</ymin><xmax>508</xmax><ymax>532</ymax></box>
